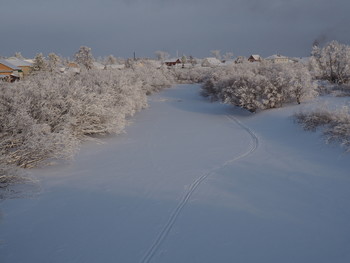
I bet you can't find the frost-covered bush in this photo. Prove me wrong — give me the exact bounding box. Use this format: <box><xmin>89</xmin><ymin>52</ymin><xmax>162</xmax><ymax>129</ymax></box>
<box><xmin>287</xmin><ymin>64</ymin><xmax>318</xmax><ymax>104</ymax></box>
<box><xmin>310</xmin><ymin>41</ymin><xmax>350</xmax><ymax>84</ymax></box>
<box><xmin>295</xmin><ymin>106</ymin><xmax>350</xmax><ymax>152</ymax></box>
<box><xmin>202</xmin><ymin>62</ymin><xmax>317</xmax><ymax>112</ymax></box>
<box><xmin>32</xmin><ymin>53</ymin><xmax>48</xmax><ymax>72</ymax></box>
<box><xmin>294</xmin><ymin>110</ymin><xmax>333</xmax><ymax>131</ymax></box>
<box><xmin>75</xmin><ymin>46</ymin><xmax>94</xmax><ymax>70</ymax></box>
<box><xmin>200</xmin><ymin>65</ymin><xmax>244</xmax><ymax>101</ymax></box>
<box><xmin>200</xmin><ymin>78</ymin><xmax>220</xmax><ymax>101</ymax></box>
<box><xmin>0</xmin><ymin>63</ymin><xmax>174</xmax><ymax>169</ymax></box>
<box><xmin>219</xmin><ymin>71</ymin><xmax>265</xmax><ymax>112</ymax></box>
<box><xmin>131</xmin><ymin>61</ymin><xmax>175</xmax><ymax>94</ymax></box>
<box><xmin>0</xmin><ymin>80</ymin><xmax>78</xmax><ymax>168</ymax></box>
<box><xmin>171</xmin><ymin>67</ymin><xmax>215</xmax><ymax>84</ymax></box>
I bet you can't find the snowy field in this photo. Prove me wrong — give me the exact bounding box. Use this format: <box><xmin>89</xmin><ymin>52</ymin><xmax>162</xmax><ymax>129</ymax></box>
<box><xmin>1</xmin><ymin>84</ymin><xmax>350</xmax><ymax>263</ymax></box>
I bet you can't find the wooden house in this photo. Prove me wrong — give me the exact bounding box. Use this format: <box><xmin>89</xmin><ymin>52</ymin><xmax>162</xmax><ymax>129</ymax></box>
<box><xmin>248</xmin><ymin>55</ymin><xmax>262</xmax><ymax>62</ymax></box>
<box><xmin>165</xmin><ymin>59</ymin><xmax>181</xmax><ymax>66</ymax></box>
<box><xmin>67</xmin><ymin>62</ymin><xmax>80</xmax><ymax>73</ymax></box>
<box><xmin>6</xmin><ymin>58</ymin><xmax>33</xmax><ymax>76</ymax></box>
<box><xmin>265</xmin><ymin>54</ymin><xmax>292</xmax><ymax>64</ymax></box>
<box><xmin>201</xmin><ymin>57</ymin><xmax>222</xmax><ymax>67</ymax></box>
<box><xmin>0</xmin><ymin>59</ymin><xmax>22</xmax><ymax>80</ymax></box>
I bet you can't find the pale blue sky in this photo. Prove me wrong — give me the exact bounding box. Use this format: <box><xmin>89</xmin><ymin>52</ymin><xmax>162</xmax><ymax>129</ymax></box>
<box><xmin>1</xmin><ymin>0</ymin><xmax>349</xmax><ymax>59</ymax></box>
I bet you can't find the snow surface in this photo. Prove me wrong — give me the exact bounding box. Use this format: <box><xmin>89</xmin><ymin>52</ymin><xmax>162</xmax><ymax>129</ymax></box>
<box><xmin>1</xmin><ymin>84</ymin><xmax>350</xmax><ymax>263</ymax></box>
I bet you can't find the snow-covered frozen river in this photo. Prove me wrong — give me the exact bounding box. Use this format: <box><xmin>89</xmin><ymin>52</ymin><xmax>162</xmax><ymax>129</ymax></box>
<box><xmin>1</xmin><ymin>84</ymin><xmax>350</xmax><ymax>263</ymax></box>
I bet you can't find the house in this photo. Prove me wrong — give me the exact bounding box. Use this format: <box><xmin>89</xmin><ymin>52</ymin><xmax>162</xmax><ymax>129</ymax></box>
<box><xmin>165</xmin><ymin>59</ymin><xmax>181</xmax><ymax>67</ymax></box>
<box><xmin>248</xmin><ymin>55</ymin><xmax>262</xmax><ymax>62</ymax></box>
<box><xmin>201</xmin><ymin>57</ymin><xmax>222</xmax><ymax>67</ymax></box>
<box><xmin>5</xmin><ymin>57</ymin><xmax>33</xmax><ymax>76</ymax></box>
<box><xmin>93</xmin><ymin>61</ymin><xmax>105</xmax><ymax>70</ymax></box>
<box><xmin>265</xmin><ymin>54</ymin><xmax>292</xmax><ymax>63</ymax></box>
<box><xmin>66</xmin><ymin>62</ymin><xmax>80</xmax><ymax>73</ymax></box>
<box><xmin>0</xmin><ymin>59</ymin><xmax>22</xmax><ymax>81</ymax></box>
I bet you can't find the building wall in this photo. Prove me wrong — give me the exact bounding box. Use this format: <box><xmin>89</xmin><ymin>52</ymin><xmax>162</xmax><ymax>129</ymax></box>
<box><xmin>274</xmin><ymin>58</ymin><xmax>290</xmax><ymax>63</ymax></box>
<box><xmin>19</xmin><ymin>66</ymin><xmax>32</xmax><ymax>76</ymax></box>
<box><xmin>0</xmin><ymin>63</ymin><xmax>14</xmax><ymax>75</ymax></box>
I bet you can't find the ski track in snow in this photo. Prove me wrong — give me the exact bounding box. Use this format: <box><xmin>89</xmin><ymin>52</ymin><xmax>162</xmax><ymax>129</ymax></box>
<box><xmin>140</xmin><ymin>114</ymin><xmax>259</xmax><ymax>263</ymax></box>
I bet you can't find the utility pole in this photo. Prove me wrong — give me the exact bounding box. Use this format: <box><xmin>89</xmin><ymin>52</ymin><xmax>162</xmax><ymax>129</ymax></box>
<box><xmin>133</xmin><ymin>52</ymin><xmax>136</xmax><ymax>61</ymax></box>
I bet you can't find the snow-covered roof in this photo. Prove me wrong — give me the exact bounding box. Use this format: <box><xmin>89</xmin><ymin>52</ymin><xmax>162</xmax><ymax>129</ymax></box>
<box><xmin>0</xmin><ymin>59</ymin><xmax>21</xmax><ymax>70</ymax></box>
<box><xmin>250</xmin><ymin>55</ymin><xmax>261</xmax><ymax>60</ymax></box>
<box><xmin>265</xmin><ymin>54</ymin><xmax>289</xmax><ymax>60</ymax></box>
<box><xmin>93</xmin><ymin>61</ymin><xmax>105</xmax><ymax>69</ymax></box>
<box><xmin>222</xmin><ymin>60</ymin><xmax>234</xmax><ymax>65</ymax></box>
<box><xmin>24</xmin><ymin>59</ymin><xmax>35</xmax><ymax>64</ymax></box>
<box><xmin>164</xmin><ymin>58</ymin><xmax>181</xmax><ymax>63</ymax></box>
<box><xmin>6</xmin><ymin>58</ymin><xmax>33</xmax><ymax>67</ymax></box>
<box><xmin>202</xmin><ymin>57</ymin><xmax>222</xmax><ymax>66</ymax></box>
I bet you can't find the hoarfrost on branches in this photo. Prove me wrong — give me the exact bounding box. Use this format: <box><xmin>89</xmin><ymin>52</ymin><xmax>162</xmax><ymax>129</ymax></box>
<box><xmin>47</xmin><ymin>53</ymin><xmax>61</xmax><ymax>72</ymax></box>
<box><xmin>74</xmin><ymin>46</ymin><xmax>94</xmax><ymax>70</ymax></box>
<box><xmin>201</xmin><ymin>62</ymin><xmax>318</xmax><ymax>112</ymax></box>
<box><xmin>14</xmin><ymin>52</ymin><xmax>25</xmax><ymax>60</ymax></box>
<box><xmin>154</xmin><ymin>51</ymin><xmax>170</xmax><ymax>62</ymax></box>
<box><xmin>223</xmin><ymin>52</ymin><xmax>234</xmax><ymax>61</ymax></box>
<box><xmin>210</xmin><ymin>50</ymin><xmax>221</xmax><ymax>60</ymax></box>
<box><xmin>32</xmin><ymin>53</ymin><xmax>48</xmax><ymax>72</ymax></box>
<box><xmin>0</xmin><ymin>60</ymin><xmax>175</xmax><ymax>171</ymax></box>
<box><xmin>310</xmin><ymin>41</ymin><xmax>350</xmax><ymax>84</ymax></box>
<box><xmin>295</xmin><ymin>105</ymin><xmax>350</xmax><ymax>152</ymax></box>
<box><xmin>106</xmin><ymin>55</ymin><xmax>117</xmax><ymax>65</ymax></box>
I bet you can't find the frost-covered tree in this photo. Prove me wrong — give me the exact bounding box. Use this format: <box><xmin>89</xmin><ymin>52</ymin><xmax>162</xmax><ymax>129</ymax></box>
<box><xmin>14</xmin><ymin>52</ymin><xmax>24</xmax><ymax>59</ymax></box>
<box><xmin>0</xmin><ymin>59</ymin><xmax>177</xmax><ymax>170</ymax></box>
<box><xmin>124</xmin><ymin>58</ymin><xmax>132</xmax><ymax>68</ymax></box>
<box><xmin>171</xmin><ymin>67</ymin><xmax>214</xmax><ymax>84</ymax></box>
<box><xmin>287</xmin><ymin>64</ymin><xmax>318</xmax><ymax>104</ymax></box>
<box><xmin>32</xmin><ymin>53</ymin><xmax>47</xmax><ymax>72</ymax></box>
<box><xmin>295</xmin><ymin>105</ymin><xmax>350</xmax><ymax>152</ymax></box>
<box><xmin>201</xmin><ymin>62</ymin><xmax>317</xmax><ymax>112</ymax></box>
<box><xmin>223</xmin><ymin>52</ymin><xmax>234</xmax><ymax>61</ymax></box>
<box><xmin>75</xmin><ymin>46</ymin><xmax>94</xmax><ymax>70</ymax></box>
<box><xmin>181</xmin><ymin>55</ymin><xmax>187</xmax><ymax>68</ymax></box>
<box><xmin>219</xmin><ymin>71</ymin><xmax>265</xmax><ymax>112</ymax></box>
<box><xmin>106</xmin><ymin>55</ymin><xmax>117</xmax><ymax>65</ymax></box>
<box><xmin>310</xmin><ymin>41</ymin><xmax>350</xmax><ymax>84</ymax></box>
<box><xmin>188</xmin><ymin>55</ymin><xmax>197</xmax><ymax>66</ymax></box>
<box><xmin>154</xmin><ymin>51</ymin><xmax>170</xmax><ymax>62</ymax></box>
<box><xmin>210</xmin><ymin>50</ymin><xmax>221</xmax><ymax>60</ymax></box>
<box><xmin>47</xmin><ymin>53</ymin><xmax>61</xmax><ymax>72</ymax></box>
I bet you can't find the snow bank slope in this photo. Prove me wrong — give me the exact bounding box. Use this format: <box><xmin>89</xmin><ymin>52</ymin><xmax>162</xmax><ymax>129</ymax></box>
<box><xmin>1</xmin><ymin>85</ymin><xmax>350</xmax><ymax>263</ymax></box>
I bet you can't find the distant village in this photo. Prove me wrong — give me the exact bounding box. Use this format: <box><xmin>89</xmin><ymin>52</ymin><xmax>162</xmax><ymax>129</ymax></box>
<box><xmin>0</xmin><ymin>52</ymin><xmax>304</xmax><ymax>83</ymax></box>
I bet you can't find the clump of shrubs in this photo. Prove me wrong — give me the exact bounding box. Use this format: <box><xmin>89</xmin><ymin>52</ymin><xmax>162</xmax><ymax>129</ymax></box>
<box><xmin>310</xmin><ymin>41</ymin><xmax>350</xmax><ymax>85</ymax></box>
<box><xmin>201</xmin><ymin>62</ymin><xmax>318</xmax><ymax>112</ymax></box>
<box><xmin>0</xmin><ymin>65</ymin><xmax>174</xmax><ymax>173</ymax></box>
<box><xmin>171</xmin><ymin>67</ymin><xmax>216</xmax><ymax>84</ymax></box>
<box><xmin>295</xmin><ymin>106</ymin><xmax>350</xmax><ymax>152</ymax></box>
